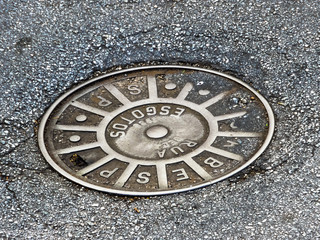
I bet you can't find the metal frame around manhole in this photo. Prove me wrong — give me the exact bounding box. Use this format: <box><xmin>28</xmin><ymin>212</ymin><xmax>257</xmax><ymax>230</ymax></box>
<box><xmin>38</xmin><ymin>65</ymin><xmax>275</xmax><ymax>196</ymax></box>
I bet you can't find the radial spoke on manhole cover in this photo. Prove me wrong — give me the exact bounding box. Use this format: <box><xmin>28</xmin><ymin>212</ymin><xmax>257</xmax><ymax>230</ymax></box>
<box><xmin>38</xmin><ymin>65</ymin><xmax>274</xmax><ymax>196</ymax></box>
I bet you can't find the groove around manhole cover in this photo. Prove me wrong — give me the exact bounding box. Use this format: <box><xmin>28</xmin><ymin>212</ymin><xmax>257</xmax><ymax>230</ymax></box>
<box><xmin>38</xmin><ymin>65</ymin><xmax>274</xmax><ymax>196</ymax></box>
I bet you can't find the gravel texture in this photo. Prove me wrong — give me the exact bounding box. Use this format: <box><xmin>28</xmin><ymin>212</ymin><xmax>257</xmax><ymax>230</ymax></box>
<box><xmin>0</xmin><ymin>0</ymin><xmax>319</xmax><ymax>239</ymax></box>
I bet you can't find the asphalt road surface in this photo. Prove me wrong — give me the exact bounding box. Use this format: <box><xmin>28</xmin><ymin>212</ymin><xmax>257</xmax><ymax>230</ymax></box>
<box><xmin>0</xmin><ymin>0</ymin><xmax>319</xmax><ymax>239</ymax></box>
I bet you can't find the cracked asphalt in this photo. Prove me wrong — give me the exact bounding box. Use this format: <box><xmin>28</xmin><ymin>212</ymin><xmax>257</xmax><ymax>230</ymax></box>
<box><xmin>0</xmin><ymin>0</ymin><xmax>319</xmax><ymax>239</ymax></box>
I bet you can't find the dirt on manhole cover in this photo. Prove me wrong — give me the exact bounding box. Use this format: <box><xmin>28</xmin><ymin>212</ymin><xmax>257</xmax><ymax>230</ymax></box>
<box><xmin>38</xmin><ymin>65</ymin><xmax>274</xmax><ymax>196</ymax></box>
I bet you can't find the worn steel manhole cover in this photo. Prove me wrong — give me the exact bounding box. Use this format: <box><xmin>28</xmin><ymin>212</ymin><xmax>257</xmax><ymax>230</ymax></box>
<box><xmin>38</xmin><ymin>65</ymin><xmax>274</xmax><ymax>195</ymax></box>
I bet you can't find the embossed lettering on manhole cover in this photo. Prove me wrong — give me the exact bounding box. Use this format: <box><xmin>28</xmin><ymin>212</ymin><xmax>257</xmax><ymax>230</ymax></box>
<box><xmin>38</xmin><ymin>65</ymin><xmax>274</xmax><ymax>195</ymax></box>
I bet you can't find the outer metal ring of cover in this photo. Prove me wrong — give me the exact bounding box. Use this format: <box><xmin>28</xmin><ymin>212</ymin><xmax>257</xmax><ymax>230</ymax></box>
<box><xmin>38</xmin><ymin>65</ymin><xmax>275</xmax><ymax>196</ymax></box>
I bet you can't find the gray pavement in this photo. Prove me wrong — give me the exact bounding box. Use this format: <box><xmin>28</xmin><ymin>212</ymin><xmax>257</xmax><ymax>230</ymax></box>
<box><xmin>0</xmin><ymin>0</ymin><xmax>319</xmax><ymax>239</ymax></box>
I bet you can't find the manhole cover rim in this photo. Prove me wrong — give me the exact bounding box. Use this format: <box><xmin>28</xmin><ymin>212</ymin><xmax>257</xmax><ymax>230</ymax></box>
<box><xmin>38</xmin><ymin>65</ymin><xmax>275</xmax><ymax>196</ymax></box>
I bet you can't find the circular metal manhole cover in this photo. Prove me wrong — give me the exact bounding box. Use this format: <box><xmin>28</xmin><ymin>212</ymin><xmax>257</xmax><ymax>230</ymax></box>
<box><xmin>38</xmin><ymin>65</ymin><xmax>274</xmax><ymax>196</ymax></box>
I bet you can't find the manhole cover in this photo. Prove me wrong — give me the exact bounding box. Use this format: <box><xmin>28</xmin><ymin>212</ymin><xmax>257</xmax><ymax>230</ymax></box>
<box><xmin>38</xmin><ymin>65</ymin><xmax>274</xmax><ymax>196</ymax></box>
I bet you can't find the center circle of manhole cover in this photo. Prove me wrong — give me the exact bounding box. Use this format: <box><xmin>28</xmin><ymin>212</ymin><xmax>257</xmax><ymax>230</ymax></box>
<box><xmin>104</xmin><ymin>103</ymin><xmax>211</xmax><ymax>160</ymax></box>
<box><xmin>38</xmin><ymin>65</ymin><xmax>274</xmax><ymax>196</ymax></box>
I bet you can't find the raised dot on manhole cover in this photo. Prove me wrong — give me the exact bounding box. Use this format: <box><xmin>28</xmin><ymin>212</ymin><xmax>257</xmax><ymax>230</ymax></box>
<box><xmin>38</xmin><ymin>65</ymin><xmax>274</xmax><ymax>196</ymax></box>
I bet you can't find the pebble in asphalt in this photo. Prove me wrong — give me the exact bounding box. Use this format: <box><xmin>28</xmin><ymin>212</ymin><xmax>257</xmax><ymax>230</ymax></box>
<box><xmin>0</xmin><ymin>0</ymin><xmax>319</xmax><ymax>239</ymax></box>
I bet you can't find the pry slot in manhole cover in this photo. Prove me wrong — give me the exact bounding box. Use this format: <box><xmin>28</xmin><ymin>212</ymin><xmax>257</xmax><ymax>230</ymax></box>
<box><xmin>38</xmin><ymin>65</ymin><xmax>274</xmax><ymax>196</ymax></box>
